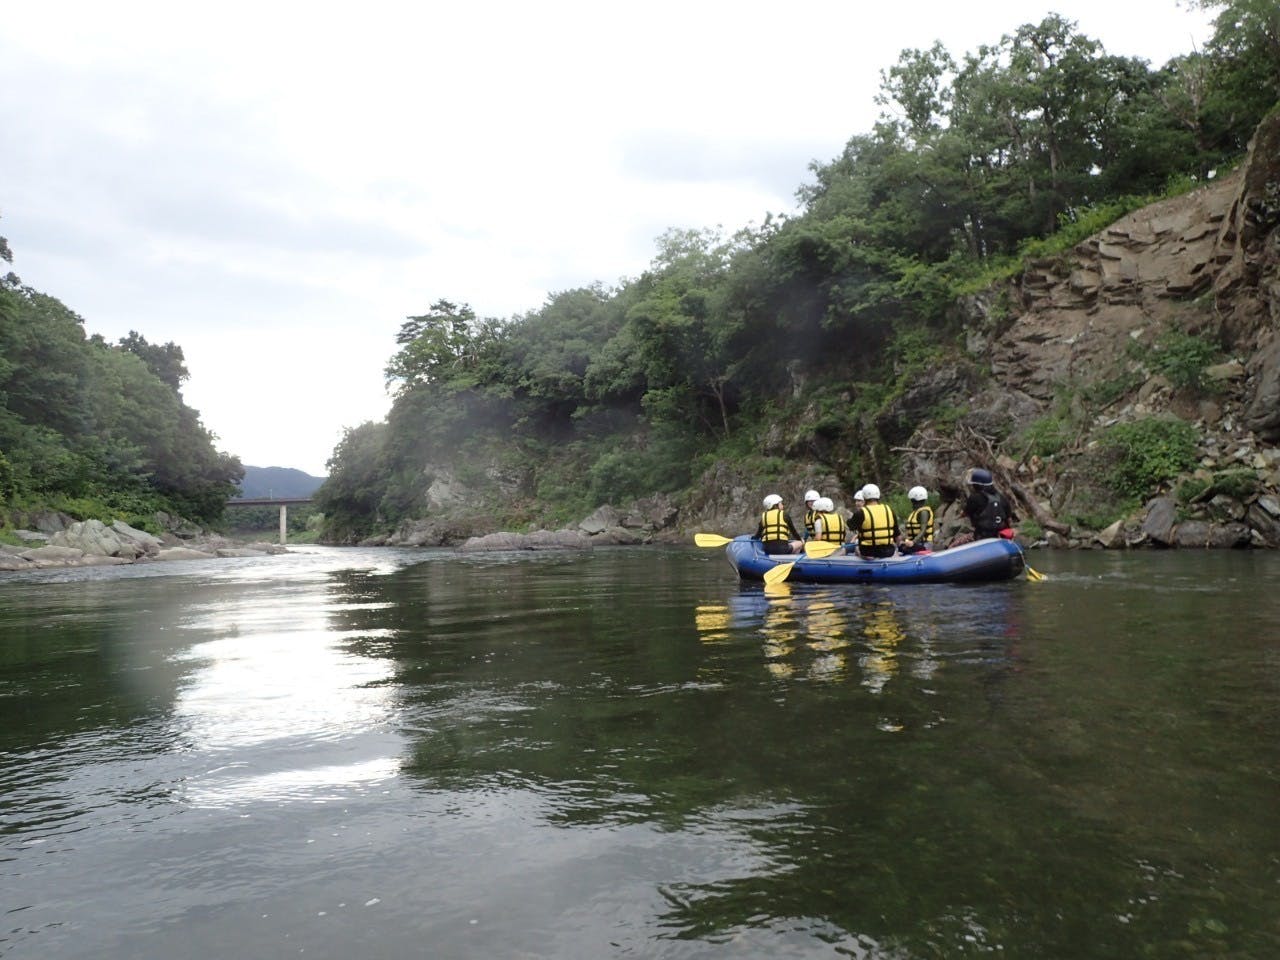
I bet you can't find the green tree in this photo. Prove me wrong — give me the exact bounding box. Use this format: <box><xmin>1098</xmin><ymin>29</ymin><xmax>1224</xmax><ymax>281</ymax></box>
<box><xmin>1195</xmin><ymin>0</ymin><xmax>1280</xmax><ymax>150</ymax></box>
<box><xmin>118</xmin><ymin>331</ymin><xmax>189</xmax><ymax>391</ymax></box>
<box><xmin>315</xmin><ymin>422</ymin><xmax>390</xmax><ymax>541</ymax></box>
<box><xmin>385</xmin><ymin>300</ymin><xmax>500</xmax><ymax>393</ymax></box>
<box><xmin>0</xmin><ymin>286</ymin><xmax>91</xmax><ymax>436</ymax></box>
<box><xmin>502</xmin><ymin>285</ymin><xmax>621</xmax><ymax>420</ymax></box>
<box><xmin>0</xmin><ymin>269</ymin><xmax>240</xmax><ymax>524</ymax></box>
<box><xmin>618</xmin><ymin>228</ymin><xmax>753</xmax><ymax>437</ymax></box>
<box><xmin>876</xmin><ymin>41</ymin><xmax>956</xmax><ymax>145</ymax></box>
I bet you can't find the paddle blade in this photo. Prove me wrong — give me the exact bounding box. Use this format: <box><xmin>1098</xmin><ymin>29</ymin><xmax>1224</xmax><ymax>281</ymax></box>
<box><xmin>1026</xmin><ymin>565</ymin><xmax>1047</xmax><ymax>582</ymax></box>
<box><xmin>762</xmin><ymin>561</ymin><xmax>795</xmax><ymax>585</ymax></box>
<box><xmin>803</xmin><ymin>540</ymin><xmax>843</xmax><ymax>558</ymax></box>
<box><xmin>694</xmin><ymin>533</ymin><xmax>733</xmax><ymax>548</ymax></box>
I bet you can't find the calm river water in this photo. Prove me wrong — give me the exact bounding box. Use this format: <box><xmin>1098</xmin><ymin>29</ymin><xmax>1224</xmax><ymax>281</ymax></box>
<box><xmin>1</xmin><ymin>545</ymin><xmax>1277</xmax><ymax>958</ymax></box>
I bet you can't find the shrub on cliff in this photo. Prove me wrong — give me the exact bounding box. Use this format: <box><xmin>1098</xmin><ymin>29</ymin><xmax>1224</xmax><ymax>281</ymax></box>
<box><xmin>1100</xmin><ymin>417</ymin><xmax>1200</xmax><ymax>498</ymax></box>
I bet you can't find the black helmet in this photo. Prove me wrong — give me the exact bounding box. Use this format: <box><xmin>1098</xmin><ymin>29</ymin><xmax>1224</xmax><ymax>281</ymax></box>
<box><xmin>967</xmin><ymin>467</ymin><xmax>993</xmax><ymax>486</ymax></box>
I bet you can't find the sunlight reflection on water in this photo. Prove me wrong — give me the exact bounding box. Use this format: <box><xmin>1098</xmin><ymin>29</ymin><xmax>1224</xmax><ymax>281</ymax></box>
<box><xmin>169</xmin><ymin>568</ymin><xmax>404</xmax><ymax>807</ymax></box>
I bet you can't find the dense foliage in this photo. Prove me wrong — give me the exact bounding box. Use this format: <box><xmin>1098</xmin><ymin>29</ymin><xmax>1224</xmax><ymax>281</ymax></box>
<box><xmin>0</xmin><ymin>268</ymin><xmax>242</xmax><ymax>529</ymax></box>
<box><xmin>305</xmin><ymin>4</ymin><xmax>1275</xmax><ymax>537</ymax></box>
<box><xmin>1100</xmin><ymin>417</ymin><xmax>1201</xmax><ymax>499</ymax></box>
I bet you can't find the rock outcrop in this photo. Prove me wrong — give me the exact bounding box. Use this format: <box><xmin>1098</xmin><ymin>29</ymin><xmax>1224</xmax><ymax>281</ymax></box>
<box><xmin>888</xmin><ymin>106</ymin><xmax>1280</xmax><ymax>549</ymax></box>
<box><xmin>0</xmin><ymin>518</ymin><xmax>287</xmax><ymax>572</ymax></box>
<box><xmin>309</xmin><ymin>113</ymin><xmax>1280</xmax><ymax>553</ymax></box>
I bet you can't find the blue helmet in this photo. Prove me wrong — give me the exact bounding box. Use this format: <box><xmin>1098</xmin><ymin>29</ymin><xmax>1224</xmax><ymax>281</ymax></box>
<box><xmin>967</xmin><ymin>468</ymin><xmax>993</xmax><ymax>486</ymax></box>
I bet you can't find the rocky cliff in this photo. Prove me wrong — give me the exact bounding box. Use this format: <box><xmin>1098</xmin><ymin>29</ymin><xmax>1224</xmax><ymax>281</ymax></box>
<box><xmin>372</xmin><ymin>108</ymin><xmax>1280</xmax><ymax>552</ymax></box>
<box><xmin>896</xmin><ymin>105</ymin><xmax>1280</xmax><ymax>548</ymax></box>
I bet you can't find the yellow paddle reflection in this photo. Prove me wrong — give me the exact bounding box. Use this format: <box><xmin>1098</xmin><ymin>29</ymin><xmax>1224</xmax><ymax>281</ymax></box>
<box><xmin>693</xmin><ymin>588</ymin><xmax>856</xmax><ymax>683</ymax></box>
<box><xmin>859</xmin><ymin>601</ymin><xmax>906</xmax><ymax>695</ymax></box>
<box><xmin>694</xmin><ymin>604</ymin><xmax>732</xmax><ymax>642</ymax></box>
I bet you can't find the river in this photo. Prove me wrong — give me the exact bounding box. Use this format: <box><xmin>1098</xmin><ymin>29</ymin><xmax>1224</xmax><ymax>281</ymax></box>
<box><xmin>1</xmin><ymin>545</ymin><xmax>1276</xmax><ymax>958</ymax></box>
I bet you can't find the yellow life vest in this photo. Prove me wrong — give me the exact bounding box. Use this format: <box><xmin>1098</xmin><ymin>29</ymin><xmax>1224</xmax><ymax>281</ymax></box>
<box><xmin>804</xmin><ymin>509</ymin><xmax>818</xmax><ymax>539</ymax></box>
<box><xmin>760</xmin><ymin>507</ymin><xmax>792</xmax><ymax>542</ymax></box>
<box><xmin>906</xmin><ymin>504</ymin><xmax>934</xmax><ymax>542</ymax></box>
<box><xmin>859</xmin><ymin>502</ymin><xmax>896</xmax><ymax>546</ymax></box>
<box><xmin>817</xmin><ymin>510</ymin><xmax>846</xmax><ymax>543</ymax></box>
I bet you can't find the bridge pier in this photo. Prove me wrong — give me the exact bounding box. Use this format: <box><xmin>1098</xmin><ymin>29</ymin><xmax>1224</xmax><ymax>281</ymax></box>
<box><xmin>224</xmin><ymin>497</ymin><xmax>313</xmax><ymax>546</ymax></box>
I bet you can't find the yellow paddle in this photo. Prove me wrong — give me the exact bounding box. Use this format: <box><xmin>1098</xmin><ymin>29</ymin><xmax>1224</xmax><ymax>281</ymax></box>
<box><xmin>762</xmin><ymin>561</ymin><xmax>795</xmax><ymax>585</ymax></box>
<box><xmin>1012</xmin><ymin>543</ymin><xmax>1046</xmax><ymax>581</ymax></box>
<box><xmin>803</xmin><ymin>540</ymin><xmax>844</xmax><ymax>558</ymax></box>
<box><xmin>694</xmin><ymin>533</ymin><xmax>734</xmax><ymax>547</ymax></box>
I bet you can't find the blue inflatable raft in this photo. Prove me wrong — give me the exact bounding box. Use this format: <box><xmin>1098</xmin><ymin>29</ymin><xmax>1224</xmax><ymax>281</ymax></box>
<box><xmin>725</xmin><ymin>536</ymin><xmax>1025</xmax><ymax>584</ymax></box>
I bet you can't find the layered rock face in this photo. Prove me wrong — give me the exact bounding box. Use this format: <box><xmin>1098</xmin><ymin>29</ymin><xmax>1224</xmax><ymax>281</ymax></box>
<box><xmin>989</xmin><ymin>173</ymin><xmax>1240</xmax><ymax>404</ymax></box>
<box><xmin>893</xmin><ymin>108</ymin><xmax>1280</xmax><ymax>548</ymax></box>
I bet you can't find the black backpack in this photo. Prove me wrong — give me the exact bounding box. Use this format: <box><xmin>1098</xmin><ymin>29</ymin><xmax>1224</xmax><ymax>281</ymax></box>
<box><xmin>976</xmin><ymin>491</ymin><xmax>1007</xmax><ymax>532</ymax></box>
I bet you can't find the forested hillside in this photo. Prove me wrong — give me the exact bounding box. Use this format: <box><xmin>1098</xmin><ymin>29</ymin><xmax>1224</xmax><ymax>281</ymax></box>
<box><xmin>317</xmin><ymin>2</ymin><xmax>1280</xmax><ymax>544</ymax></box>
<box><xmin>0</xmin><ymin>252</ymin><xmax>242</xmax><ymax>531</ymax></box>
<box><xmin>236</xmin><ymin>466</ymin><xmax>325</xmax><ymax>500</ymax></box>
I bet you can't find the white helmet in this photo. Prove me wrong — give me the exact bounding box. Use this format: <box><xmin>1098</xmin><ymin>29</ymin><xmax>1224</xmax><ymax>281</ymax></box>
<box><xmin>908</xmin><ymin>485</ymin><xmax>928</xmax><ymax>502</ymax></box>
<box><xmin>862</xmin><ymin>483</ymin><xmax>881</xmax><ymax>500</ymax></box>
<box><xmin>815</xmin><ymin>497</ymin><xmax>834</xmax><ymax>512</ymax></box>
<box><xmin>804</xmin><ymin>489</ymin><xmax>820</xmax><ymax>503</ymax></box>
<box><xmin>854</xmin><ymin>487</ymin><xmax>866</xmax><ymax>502</ymax></box>
<box><xmin>763</xmin><ymin>494</ymin><xmax>783</xmax><ymax>508</ymax></box>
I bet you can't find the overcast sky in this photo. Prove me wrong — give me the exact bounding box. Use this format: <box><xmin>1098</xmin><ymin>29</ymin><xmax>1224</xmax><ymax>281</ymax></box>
<box><xmin>1</xmin><ymin>1</ymin><xmax>1214</xmax><ymax>476</ymax></box>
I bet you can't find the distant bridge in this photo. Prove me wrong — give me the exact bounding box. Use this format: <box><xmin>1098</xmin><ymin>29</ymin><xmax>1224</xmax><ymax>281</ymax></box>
<box><xmin>225</xmin><ymin>497</ymin><xmax>314</xmax><ymax>544</ymax></box>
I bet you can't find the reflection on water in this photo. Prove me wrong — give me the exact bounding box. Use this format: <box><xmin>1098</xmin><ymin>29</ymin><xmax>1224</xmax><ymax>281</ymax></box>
<box><xmin>173</xmin><ymin>590</ymin><xmax>400</xmax><ymax>806</ymax></box>
<box><xmin>1</xmin><ymin>546</ymin><xmax>1278</xmax><ymax>959</ymax></box>
<box><xmin>695</xmin><ymin>584</ymin><xmax>986</xmax><ymax>696</ymax></box>
<box><xmin>858</xmin><ymin>600</ymin><xmax>904</xmax><ymax>695</ymax></box>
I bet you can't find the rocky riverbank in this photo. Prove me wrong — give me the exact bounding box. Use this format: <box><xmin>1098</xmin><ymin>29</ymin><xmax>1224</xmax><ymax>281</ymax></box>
<box><xmin>0</xmin><ymin>517</ymin><xmax>288</xmax><ymax>572</ymax></box>
<box><xmin>326</xmin><ymin>111</ymin><xmax>1280</xmax><ymax>554</ymax></box>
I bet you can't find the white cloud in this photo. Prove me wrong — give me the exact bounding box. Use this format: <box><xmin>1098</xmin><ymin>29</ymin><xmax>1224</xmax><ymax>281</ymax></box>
<box><xmin>0</xmin><ymin>0</ymin><xmax>1214</xmax><ymax>475</ymax></box>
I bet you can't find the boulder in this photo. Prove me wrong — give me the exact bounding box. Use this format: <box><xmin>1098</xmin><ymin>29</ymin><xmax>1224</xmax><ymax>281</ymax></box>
<box><xmin>49</xmin><ymin>519</ymin><xmax>128</xmax><ymax>557</ymax></box>
<box><xmin>152</xmin><ymin>547</ymin><xmax>217</xmax><ymax>561</ymax></box>
<box><xmin>1205</xmin><ymin>359</ymin><xmax>1246</xmax><ymax>382</ymax></box>
<box><xmin>1207</xmin><ymin>495</ymin><xmax>1247</xmax><ymax>521</ymax></box>
<box><xmin>79</xmin><ymin>555</ymin><xmax>131</xmax><ymax>566</ymax></box>
<box><xmin>1171</xmin><ymin>521</ymin><xmax>1252</xmax><ymax>549</ymax></box>
<box><xmin>25</xmin><ymin>510</ymin><xmax>73</xmax><ymax>533</ymax></box>
<box><xmin>1141</xmin><ymin>497</ymin><xmax>1179</xmax><ymax>546</ymax></box>
<box><xmin>578</xmin><ymin>505</ymin><xmax>621</xmax><ymax>535</ymax></box>
<box><xmin>1244</xmin><ymin>335</ymin><xmax>1280</xmax><ymax>442</ymax></box>
<box><xmin>385</xmin><ymin>514</ymin><xmax>492</xmax><ymax>547</ymax></box>
<box><xmin>1245</xmin><ymin>502</ymin><xmax>1280</xmax><ymax>546</ymax></box>
<box><xmin>19</xmin><ymin>545</ymin><xmax>86</xmax><ymax>566</ymax></box>
<box><xmin>458</xmin><ymin>530</ymin><xmax>592</xmax><ymax>551</ymax></box>
<box><xmin>588</xmin><ymin>526</ymin><xmax>645</xmax><ymax>545</ymax></box>
<box><xmin>524</xmin><ymin>529</ymin><xmax>592</xmax><ymax>549</ymax></box>
<box><xmin>1045</xmin><ymin>530</ymin><xmax>1073</xmax><ymax>550</ymax></box>
<box><xmin>112</xmin><ymin>520</ymin><xmax>163</xmax><ymax>555</ymax></box>
<box><xmin>622</xmin><ymin>494</ymin><xmax>678</xmax><ymax>532</ymax></box>
<box><xmin>1094</xmin><ymin>519</ymin><xmax>1127</xmax><ymax>549</ymax></box>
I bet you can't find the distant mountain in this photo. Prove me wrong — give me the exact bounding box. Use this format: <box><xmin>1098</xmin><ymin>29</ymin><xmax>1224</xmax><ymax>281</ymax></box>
<box><xmin>235</xmin><ymin>465</ymin><xmax>326</xmax><ymax>499</ymax></box>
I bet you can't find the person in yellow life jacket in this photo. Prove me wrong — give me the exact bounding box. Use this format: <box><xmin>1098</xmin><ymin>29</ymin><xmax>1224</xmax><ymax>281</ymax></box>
<box><xmin>848</xmin><ymin>488</ymin><xmax>866</xmax><ymax>547</ymax></box>
<box><xmin>812</xmin><ymin>497</ymin><xmax>848</xmax><ymax>544</ymax></box>
<box><xmin>755</xmin><ymin>494</ymin><xmax>802</xmax><ymax>555</ymax></box>
<box><xmin>900</xmin><ymin>485</ymin><xmax>934</xmax><ymax>554</ymax></box>
<box><xmin>848</xmin><ymin>483</ymin><xmax>898</xmax><ymax>559</ymax></box>
<box><xmin>802</xmin><ymin>489</ymin><xmax>821</xmax><ymax>540</ymax></box>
